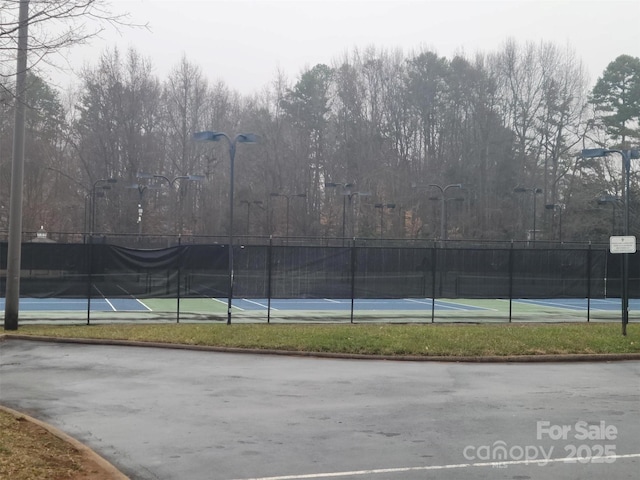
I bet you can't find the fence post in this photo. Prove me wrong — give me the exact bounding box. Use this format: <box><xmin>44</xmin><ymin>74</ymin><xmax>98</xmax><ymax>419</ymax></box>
<box><xmin>350</xmin><ymin>238</ymin><xmax>356</xmax><ymax>324</ymax></box>
<box><xmin>587</xmin><ymin>242</ymin><xmax>592</xmax><ymax>323</ymax></box>
<box><xmin>86</xmin><ymin>236</ymin><xmax>93</xmax><ymax>325</ymax></box>
<box><xmin>509</xmin><ymin>240</ymin><xmax>514</xmax><ymax>323</ymax></box>
<box><xmin>267</xmin><ymin>235</ymin><xmax>273</xmax><ymax>324</ymax></box>
<box><xmin>431</xmin><ymin>243</ymin><xmax>437</xmax><ymax>323</ymax></box>
<box><xmin>176</xmin><ymin>237</ymin><xmax>181</xmax><ymax>324</ymax></box>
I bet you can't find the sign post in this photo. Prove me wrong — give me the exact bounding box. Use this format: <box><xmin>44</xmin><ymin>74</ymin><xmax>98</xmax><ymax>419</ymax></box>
<box><xmin>609</xmin><ymin>236</ymin><xmax>636</xmax><ymax>336</ymax></box>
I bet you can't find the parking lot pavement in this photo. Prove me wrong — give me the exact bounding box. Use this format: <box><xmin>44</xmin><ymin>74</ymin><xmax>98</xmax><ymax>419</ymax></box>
<box><xmin>1</xmin><ymin>339</ymin><xmax>639</xmax><ymax>480</ymax></box>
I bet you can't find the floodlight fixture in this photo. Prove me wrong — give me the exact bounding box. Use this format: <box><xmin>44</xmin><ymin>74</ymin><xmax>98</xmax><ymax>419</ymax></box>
<box><xmin>193</xmin><ymin>130</ymin><xmax>260</xmax><ymax>324</ymax></box>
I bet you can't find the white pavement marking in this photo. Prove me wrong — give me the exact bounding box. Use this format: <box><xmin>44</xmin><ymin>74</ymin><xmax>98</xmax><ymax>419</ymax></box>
<box><xmin>229</xmin><ymin>453</ymin><xmax>640</xmax><ymax>480</ymax></box>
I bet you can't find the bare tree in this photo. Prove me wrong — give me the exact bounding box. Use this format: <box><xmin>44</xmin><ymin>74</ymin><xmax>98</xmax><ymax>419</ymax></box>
<box><xmin>0</xmin><ymin>0</ymin><xmax>142</xmax><ymax>82</ymax></box>
<box><xmin>160</xmin><ymin>56</ymin><xmax>209</xmax><ymax>235</ymax></box>
<box><xmin>74</xmin><ymin>47</ymin><xmax>161</xmax><ymax>234</ymax></box>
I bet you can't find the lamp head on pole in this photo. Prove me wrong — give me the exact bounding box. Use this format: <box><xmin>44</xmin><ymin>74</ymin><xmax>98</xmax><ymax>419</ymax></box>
<box><xmin>581</xmin><ymin>148</ymin><xmax>610</xmax><ymax>159</ymax></box>
<box><xmin>580</xmin><ymin>148</ymin><xmax>640</xmax><ymax>160</ymax></box>
<box><xmin>235</xmin><ymin>133</ymin><xmax>261</xmax><ymax>144</ymax></box>
<box><xmin>513</xmin><ymin>186</ymin><xmax>542</xmax><ymax>194</ymax></box>
<box><xmin>194</xmin><ymin>131</ymin><xmax>260</xmax><ymax>146</ymax></box>
<box><xmin>193</xmin><ymin>131</ymin><xmax>226</xmax><ymax>142</ymax></box>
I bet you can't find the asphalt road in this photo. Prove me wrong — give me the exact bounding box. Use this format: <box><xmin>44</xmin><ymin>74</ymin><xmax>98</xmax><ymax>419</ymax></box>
<box><xmin>1</xmin><ymin>339</ymin><xmax>639</xmax><ymax>480</ymax></box>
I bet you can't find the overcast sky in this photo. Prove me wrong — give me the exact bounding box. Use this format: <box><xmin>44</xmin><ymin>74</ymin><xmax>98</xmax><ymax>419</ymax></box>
<box><xmin>51</xmin><ymin>0</ymin><xmax>640</xmax><ymax>95</ymax></box>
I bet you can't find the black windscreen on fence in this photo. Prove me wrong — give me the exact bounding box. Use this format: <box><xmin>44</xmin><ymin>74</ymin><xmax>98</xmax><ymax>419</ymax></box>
<box><xmin>511</xmin><ymin>249</ymin><xmax>593</xmax><ymax>299</ymax></box>
<box><xmin>355</xmin><ymin>247</ymin><xmax>429</xmax><ymax>299</ymax></box>
<box><xmin>6</xmin><ymin>243</ymin><xmax>91</xmax><ymax>298</ymax></box>
<box><xmin>1</xmin><ymin>241</ymin><xmax>638</xmax><ymax>301</ymax></box>
<box><xmin>267</xmin><ymin>246</ymin><xmax>352</xmax><ymax>299</ymax></box>
<box><xmin>444</xmin><ymin>248</ymin><xmax>512</xmax><ymax>299</ymax></box>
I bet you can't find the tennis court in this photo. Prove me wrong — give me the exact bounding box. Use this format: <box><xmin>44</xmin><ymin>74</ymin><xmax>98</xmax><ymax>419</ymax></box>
<box><xmin>1</xmin><ymin>295</ymin><xmax>638</xmax><ymax>324</ymax></box>
<box><xmin>3</xmin><ymin>240</ymin><xmax>639</xmax><ymax>324</ymax></box>
<box><xmin>4</xmin><ymin>296</ymin><xmax>487</xmax><ymax>313</ymax></box>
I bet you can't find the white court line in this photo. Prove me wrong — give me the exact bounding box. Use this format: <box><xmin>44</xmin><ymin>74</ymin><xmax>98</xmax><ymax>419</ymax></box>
<box><xmin>134</xmin><ymin>298</ymin><xmax>152</xmax><ymax>311</ymax></box>
<box><xmin>116</xmin><ymin>284</ymin><xmax>152</xmax><ymax>311</ymax></box>
<box><xmin>405</xmin><ymin>298</ymin><xmax>433</xmax><ymax>306</ymax></box>
<box><xmin>103</xmin><ymin>298</ymin><xmax>117</xmax><ymax>311</ymax></box>
<box><xmin>242</xmin><ymin>298</ymin><xmax>277</xmax><ymax>310</ymax></box>
<box><xmin>93</xmin><ymin>285</ymin><xmax>117</xmax><ymax>311</ymax></box>
<box><xmin>498</xmin><ymin>298</ymin><xmax>579</xmax><ymax>313</ymax></box>
<box><xmin>324</xmin><ymin>298</ymin><xmax>341</xmax><ymax>303</ymax></box>
<box><xmin>229</xmin><ymin>453</ymin><xmax>640</xmax><ymax>480</ymax></box>
<box><xmin>515</xmin><ymin>298</ymin><xmax>625</xmax><ymax>312</ymax></box>
<box><xmin>405</xmin><ymin>298</ymin><xmax>490</xmax><ymax>311</ymax></box>
<box><xmin>210</xmin><ymin>297</ymin><xmax>245</xmax><ymax>311</ymax></box>
<box><xmin>516</xmin><ymin>299</ymin><xmax>589</xmax><ymax>310</ymax></box>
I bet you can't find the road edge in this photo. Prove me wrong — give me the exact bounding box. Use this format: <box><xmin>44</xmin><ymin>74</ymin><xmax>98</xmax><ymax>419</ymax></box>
<box><xmin>0</xmin><ymin>404</ymin><xmax>130</xmax><ymax>480</ymax></box>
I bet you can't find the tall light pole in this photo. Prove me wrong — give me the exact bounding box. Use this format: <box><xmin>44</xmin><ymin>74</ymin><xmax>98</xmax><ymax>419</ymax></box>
<box><xmin>597</xmin><ymin>195</ymin><xmax>621</xmax><ymax>234</ymax></box>
<box><xmin>194</xmin><ymin>131</ymin><xmax>260</xmax><ymax>324</ymax></box>
<box><xmin>270</xmin><ymin>192</ymin><xmax>306</xmax><ymax>240</ymax></box>
<box><xmin>582</xmin><ymin>148</ymin><xmax>640</xmax><ymax>336</ymax></box>
<box><xmin>240</xmin><ymin>200</ymin><xmax>263</xmax><ymax>235</ymax></box>
<box><xmin>374</xmin><ymin>203</ymin><xmax>396</xmax><ymax>238</ymax></box>
<box><xmin>126</xmin><ymin>183</ymin><xmax>153</xmax><ymax>237</ymax></box>
<box><xmin>544</xmin><ymin>203</ymin><xmax>564</xmax><ymax>243</ymax></box>
<box><xmin>90</xmin><ymin>178</ymin><xmax>118</xmax><ymax>235</ymax></box>
<box><xmin>428</xmin><ymin>184</ymin><xmax>462</xmax><ymax>241</ymax></box>
<box><xmin>325</xmin><ymin>182</ymin><xmax>354</xmax><ymax>239</ymax></box>
<box><xmin>514</xmin><ymin>186</ymin><xmax>543</xmax><ymax>243</ymax></box>
<box><xmin>153</xmin><ymin>174</ymin><xmax>204</xmax><ymax>235</ymax></box>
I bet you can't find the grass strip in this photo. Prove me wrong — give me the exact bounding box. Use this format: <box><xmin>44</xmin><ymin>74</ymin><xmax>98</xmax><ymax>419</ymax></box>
<box><xmin>5</xmin><ymin>323</ymin><xmax>640</xmax><ymax>357</ymax></box>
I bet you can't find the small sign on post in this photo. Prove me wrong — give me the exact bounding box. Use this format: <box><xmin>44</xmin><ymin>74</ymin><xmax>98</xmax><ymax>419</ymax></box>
<box><xmin>610</xmin><ymin>236</ymin><xmax>636</xmax><ymax>254</ymax></box>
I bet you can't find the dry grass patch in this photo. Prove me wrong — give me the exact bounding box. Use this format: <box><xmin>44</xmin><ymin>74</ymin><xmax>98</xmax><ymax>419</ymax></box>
<box><xmin>0</xmin><ymin>409</ymin><xmax>120</xmax><ymax>480</ymax></box>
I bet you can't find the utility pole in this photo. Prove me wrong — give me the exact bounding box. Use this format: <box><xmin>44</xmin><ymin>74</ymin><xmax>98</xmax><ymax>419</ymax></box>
<box><xmin>4</xmin><ymin>0</ymin><xmax>29</xmax><ymax>331</ymax></box>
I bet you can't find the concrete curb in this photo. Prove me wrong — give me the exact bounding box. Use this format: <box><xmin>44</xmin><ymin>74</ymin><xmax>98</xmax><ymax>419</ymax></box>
<box><xmin>0</xmin><ymin>404</ymin><xmax>130</xmax><ymax>480</ymax></box>
<box><xmin>3</xmin><ymin>333</ymin><xmax>640</xmax><ymax>362</ymax></box>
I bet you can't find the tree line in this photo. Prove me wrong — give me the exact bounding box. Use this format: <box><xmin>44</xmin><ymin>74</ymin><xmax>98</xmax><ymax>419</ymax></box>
<box><xmin>1</xmin><ymin>39</ymin><xmax>639</xmax><ymax>243</ymax></box>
